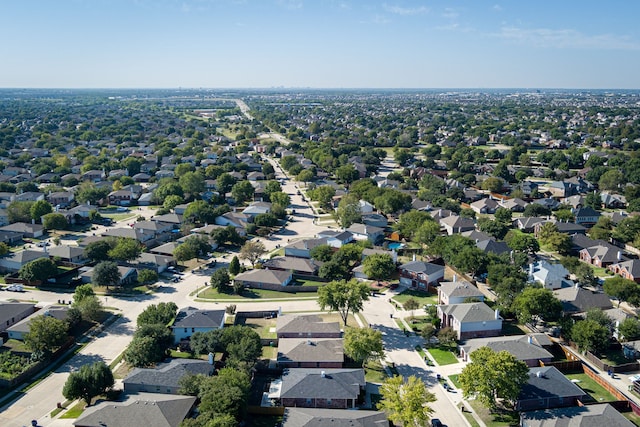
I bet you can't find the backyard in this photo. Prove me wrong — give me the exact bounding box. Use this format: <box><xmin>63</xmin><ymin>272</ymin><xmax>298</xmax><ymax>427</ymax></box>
<box><xmin>427</xmin><ymin>347</ymin><xmax>459</xmax><ymax>365</ymax></box>
<box><xmin>564</xmin><ymin>372</ymin><xmax>617</xmax><ymax>403</ymax></box>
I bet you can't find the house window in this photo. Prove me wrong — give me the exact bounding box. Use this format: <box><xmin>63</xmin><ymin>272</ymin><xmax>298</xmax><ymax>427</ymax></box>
<box><xmin>327</xmin><ymin>399</ymin><xmax>332</xmax><ymax>405</ymax></box>
<box><xmin>184</xmin><ymin>328</ymin><xmax>187</xmax><ymax>333</ymax></box>
<box><xmin>192</xmin><ymin>328</ymin><xmax>195</xmax><ymax>333</ymax></box>
<box><xmin>306</xmin><ymin>398</ymin><xmax>312</xmax><ymax>405</ymax></box>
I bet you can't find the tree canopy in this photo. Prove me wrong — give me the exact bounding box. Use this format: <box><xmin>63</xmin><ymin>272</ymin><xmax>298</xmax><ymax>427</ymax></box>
<box><xmin>62</xmin><ymin>361</ymin><xmax>114</xmax><ymax>406</ymax></box>
<box><xmin>318</xmin><ymin>279</ymin><xmax>370</xmax><ymax>326</ymax></box>
<box><xmin>377</xmin><ymin>375</ymin><xmax>435</xmax><ymax>427</ymax></box>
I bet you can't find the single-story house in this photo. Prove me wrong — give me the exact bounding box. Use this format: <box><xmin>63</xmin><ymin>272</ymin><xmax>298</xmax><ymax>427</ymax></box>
<box><xmin>438</xmin><ymin>302</ymin><xmax>503</xmax><ymax>340</ymax></box>
<box><xmin>135</xmin><ymin>252</ymin><xmax>175</xmax><ymax>273</ymax></box>
<box><xmin>361</xmin><ymin>213</ymin><xmax>389</xmax><ymax>229</ymax></box>
<box><xmin>579</xmin><ymin>243</ymin><xmax>624</xmax><ymax>268</ymax></box>
<box><xmin>0</xmin><ymin>222</ymin><xmax>44</xmax><ymax>238</ymax></box>
<box><xmin>281</xmin><ymin>408</ymin><xmax>389</xmax><ymax>427</ymax></box>
<box><xmin>79</xmin><ymin>265</ymin><xmax>138</xmax><ymax>286</ymax></box>
<box><xmin>242</xmin><ymin>201</ymin><xmax>272</xmax><ymax>217</ymax></box>
<box><xmin>516</xmin><ymin>366</ymin><xmax>587</xmax><ymax>411</ymax></box>
<box><xmin>317</xmin><ymin>230</ymin><xmax>355</xmax><ymax>248</ymax></box>
<box><xmin>123</xmin><ymin>359</ymin><xmax>213</xmax><ymax>394</ymax></box>
<box><xmin>263</xmin><ymin>256</ymin><xmax>320</xmax><ymax>276</ymax></box>
<box><xmin>47</xmin><ymin>245</ymin><xmax>88</xmax><ymax>264</ymax></box>
<box><xmin>459</xmin><ymin>334</ymin><xmax>554</xmax><ymax>367</ymax></box>
<box><xmin>284</xmin><ymin>237</ymin><xmax>330</xmax><ymax>259</ymax></box>
<box><xmin>345</xmin><ymin>224</ymin><xmax>385</xmax><ymax>244</ymax></box>
<box><xmin>215</xmin><ymin>212</ymin><xmax>250</xmax><ymax>228</ymax></box>
<box><xmin>73</xmin><ymin>393</ymin><xmax>196</xmax><ymax>427</ymax></box>
<box><xmin>233</xmin><ymin>269</ymin><xmax>293</xmax><ymax>291</ymax></box>
<box><xmin>276</xmin><ymin>314</ymin><xmax>342</xmax><ymax>339</ymax></box>
<box><xmin>275</xmin><ymin>368</ymin><xmax>365</xmax><ymax>409</ymax></box>
<box><xmin>399</xmin><ymin>260</ymin><xmax>445</xmax><ymax>291</ymax></box>
<box><xmin>0</xmin><ymin>302</ymin><xmax>36</xmax><ymax>333</ymax></box>
<box><xmin>7</xmin><ymin>305</ymin><xmax>70</xmax><ymax>340</ymax></box>
<box><xmin>438</xmin><ymin>281</ymin><xmax>485</xmax><ymax>305</ymax></box>
<box><xmin>520</xmin><ymin>403</ymin><xmax>635</xmax><ymax>427</ymax></box>
<box><xmin>470</xmin><ymin>197</ymin><xmax>500</xmax><ymax>214</ymax></box>
<box><xmin>277</xmin><ymin>338</ymin><xmax>344</xmax><ymax>368</ymax></box>
<box><xmin>171</xmin><ymin>307</ymin><xmax>225</xmax><ymax>345</ymax></box>
<box><xmin>0</xmin><ymin>249</ymin><xmax>47</xmax><ymax>273</ymax></box>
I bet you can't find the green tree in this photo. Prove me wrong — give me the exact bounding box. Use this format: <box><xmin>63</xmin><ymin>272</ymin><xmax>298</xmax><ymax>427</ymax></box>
<box><xmin>19</xmin><ymin>257</ymin><xmax>57</xmax><ymax>282</ymax></box>
<box><xmin>107</xmin><ymin>237</ymin><xmax>143</xmax><ymax>262</ymax></box>
<box><xmin>362</xmin><ymin>253</ymin><xmax>396</xmax><ymax>281</ymax></box>
<box><xmin>137</xmin><ymin>269</ymin><xmax>159</xmax><ymax>284</ymax></box>
<box><xmin>318</xmin><ymin>279</ymin><xmax>370</xmax><ymax>326</ymax></box>
<box><xmin>137</xmin><ymin>302</ymin><xmax>178</xmax><ymax>326</ymax></box>
<box><xmin>377</xmin><ymin>375</ymin><xmax>435</xmax><ymax>427</ymax></box>
<box><xmin>239</xmin><ymin>240</ymin><xmax>266</xmax><ymax>267</ymax></box>
<box><xmin>92</xmin><ymin>261</ymin><xmax>121</xmax><ymax>289</ymax></box>
<box><xmin>403</xmin><ymin>297</ymin><xmax>420</xmax><ymax>319</ymax></box>
<box><xmin>481</xmin><ymin>177</ymin><xmax>504</xmax><ymax>192</ymax></box>
<box><xmin>269</xmin><ymin>191</ymin><xmax>291</xmax><ymax>207</ymax></box>
<box><xmin>76</xmin><ymin>182</ymin><xmax>111</xmax><ymax>205</ymax></box>
<box><xmin>395</xmin><ymin>211</ymin><xmax>432</xmax><ymax>240</ymax></box>
<box><xmin>571</xmin><ymin>319</ymin><xmax>610</xmax><ymax>353</ymax></box>
<box><xmin>343</xmin><ymin>327</ymin><xmax>384</xmax><ymax>366</ymax></box>
<box><xmin>507</xmin><ymin>232</ymin><xmax>540</xmax><ymax>254</ymax></box>
<box><xmin>24</xmin><ymin>315</ymin><xmax>68</xmax><ymax>356</ymax></box>
<box><xmin>310</xmin><ymin>244</ymin><xmax>334</xmax><ymax>262</ymax></box>
<box><xmin>494</xmin><ymin>207</ymin><xmax>513</xmax><ymax>224</ymax></box>
<box><xmin>216</xmin><ymin>173</ymin><xmax>237</xmax><ymax>193</ymax></box>
<box><xmin>163</xmin><ymin>194</ymin><xmax>184</xmax><ymax>210</ymax></box>
<box><xmin>183</xmin><ymin>200</ymin><xmax>217</xmax><ymax>225</ymax></box>
<box><xmin>74</xmin><ymin>296</ymin><xmax>103</xmax><ymax>322</ymax></box>
<box><xmin>179</xmin><ymin>171</ymin><xmax>205</xmax><ymax>195</ymax></box>
<box><xmin>231</xmin><ymin>180</ymin><xmax>255</xmax><ymax>204</ymax></box>
<box><xmin>603</xmin><ymin>276</ymin><xmax>639</xmax><ymax>307</ymax></box>
<box><xmin>599</xmin><ymin>169</ymin><xmax>624</xmax><ymax>191</ymax></box>
<box><xmin>210</xmin><ymin>268</ymin><xmax>230</xmax><ymax>291</ymax></box>
<box><xmin>42</xmin><ymin>212</ymin><xmax>68</xmax><ymax>230</ymax></box>
<box><xmin>153</xmin><ymin>178</ymin><xmax>184</xmax><ymax>204</ymax></box>
<box><xmin>335</xmin><ymin>193</ymin><xmax>362</xmax><ymax>228</ymax></box>
<box><xmin>318</xmin><ymin>260</ymin><xmax>348</xmax><ymax>280</ymax></box>
<box><xmin>125</xmin><ymin>323</ymin><xmax>174</xmax><ymax>367</ymax></box>
<box><xmin>219</xmin><ymin>326</ymin><xmax>263</xmax><ymax>369</ymax></box>
<box><xmin>7</xmin><ymin>200</ymin><xmax>34</xmax><ymax>223</ymax></box>
<box><xmin>229</xmin><ymin>256</ymin><xmax>240</xmax><ymax>275</ymax></box>
<box><xmin>199</xmin><ymin>367</ymin><xmax>251</xmax><ymax>420</ymax></box>
<box><xmin>73</xmin><ymin>283</ymin><xmax>95</xmax><ymax>303</ymax></box>
<box><xmin>512</xmin><ymin>287</ymin><xmax>562</xmax><ymax>324</ymax></box>
<box><xmin>619</xmin><ymin>318</ymin><xmax>640</xmax><ymax>342</ymax></box>
<box><xmin>335</xmin><ymin>164</ymin><xmax>359</xmax><ymax>185</ymax></box>
<box><xmin>307</xmin><ymin>185</ymin><xmax>335</xmax><ymax>208</ymax></box>
<box><xmin>459</xmin><ymin>347</ymin><xmax>529</xmax><ymax>411</ymax></box>
<box><xmin>296</xmin><ymin>168</ymin><xmax>315</xmax><ymax>183</ymax></box>
<box><xmin>62</xmin><ymin>361</ymin><xmax>114</xmax><ymax>406</ymax></box>
<box><xmin>83</xmin><ymin>239</ymin><xmax>114</xmax><ymax>262</ymax></box>
<box><xmin>30</xmin><ymin>200</ymin><xmax>53</xmax><ymax>222</ymax></box>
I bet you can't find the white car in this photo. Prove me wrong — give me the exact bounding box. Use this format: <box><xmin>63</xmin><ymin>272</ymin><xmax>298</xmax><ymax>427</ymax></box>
<box><xmin>629</xmin><ymin>374</ymin><xmax>640</xmax><ymax>383</ymax></box>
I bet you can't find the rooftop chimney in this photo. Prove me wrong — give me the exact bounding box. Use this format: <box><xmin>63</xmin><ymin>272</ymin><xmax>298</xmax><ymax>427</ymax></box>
<box><xmin>321</xmin><ymin>371</ymin><xmax>326</xmax><ymax>378</ymax></box>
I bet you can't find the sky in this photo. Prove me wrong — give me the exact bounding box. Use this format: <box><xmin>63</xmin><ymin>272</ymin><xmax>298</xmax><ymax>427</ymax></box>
<box><xmin>1</xmin><ymin>0</ymin><xmax>639</xmax><ymax>89</ymax></box>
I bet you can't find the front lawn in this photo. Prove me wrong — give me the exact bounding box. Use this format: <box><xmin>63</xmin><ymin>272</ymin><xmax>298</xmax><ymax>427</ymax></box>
<box><xmin>565</xmin><ymin>372</ymin><xmax>617</xmax><ymax>403</ymax></box>
<box><xmin>468</xmin><ymin>399</ymin><xmax>520</xmax><ymax>427</ymax></box>
<box><xmin>391</xmin><ymin>289</ymin><xmax>438</xmax><ymax>306</ymax></box>
<box><xmin>365</xmin><ymin>360</ymin><xmax>388</xmax><ymax>383</ymax></box>
<box><xmin>427</xmin><ymin>347</ymin><xmax>459</xmax><ymax>365</ymax></box>
<box><xmin>197</xmin><ymin>287</ymin><xmax>318</xmax><ymax>300</ymax></box>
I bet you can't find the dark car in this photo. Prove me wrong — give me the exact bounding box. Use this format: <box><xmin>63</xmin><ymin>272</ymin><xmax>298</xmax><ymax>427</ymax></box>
<box><xmin>431</xmin><ymin>419</ymin><xmax>443</xmax><ymax>427</ymax></box>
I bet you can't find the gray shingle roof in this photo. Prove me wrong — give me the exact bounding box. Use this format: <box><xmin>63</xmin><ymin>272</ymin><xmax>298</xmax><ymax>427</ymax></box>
<box><xmin>172</xmin><ymin>307</ymin><xmax>225</xmax><ymax>329</ymax></box>
<box><xmin>279</xmin><ymin>368</ymin><xmax>364</xmax><ymax>399</ymax></box>
<box><xmin>439</xmin><ymin>302</ymin><xmax>499</xmax><ymax>323</ymax></box>
<box><xmin>124</xmin><ymin>359</ymin><xmax>212</xmax><ymax>390</ymax></box>
<box><xmin>399</xmin><ymin>261</ymin><xmax>444</xmax><ymax>275</ymax></box>
<box><xmin>282</xmin><ymin>408</ymin><xmax>389</xmax><ymax>427</ymax></box>
<box><xmin>73</xmin><ymin>393</ymin><xmax>196</xmax><ymax>427</ymax></box>
<box><xmin>278</xmin><ymin>338</ymin><xmax>344</xmax><ymax>363</ymax></box>
<box><xmin>439</xmin><ymin>281</ymin><xmax>484</xmax><ymax>299</ymax></box>
<box><xmin>461</xmin><ymin>334</ymin><xmax>553</xmax><ymax>361</ymax></box>
<box><xmin>276</xmin><ymin>314</ymin><xmax>341</xmax><ymax>336</ymax></box>
<box><xmin>520</xmin><ymin>403</ymin><xmax>634</xmax><ymax>427</ymax></box>
<box><xmin>519</xmin><ymin>366</ymin><xmax>587</xmax><ymax>402</ymax></box>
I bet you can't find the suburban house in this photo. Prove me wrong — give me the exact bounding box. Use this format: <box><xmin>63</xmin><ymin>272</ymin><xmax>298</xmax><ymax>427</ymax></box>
<box><xmin>579</xmin><ymin>243</ymin><xmax>624</xmax><ymax>268</ymax></box>
<box><xmin>46</xmin><ymin>191</ymin><xmax>75</xmax><ymax>207</ymax></box>
<box><xmin>0</xmin><ymin>302</ymin><xmax>36</xmax><ymax>333</ymax></box>
<box><xmin>7</xmin><ymin>305</ymin><xmax>70</xmax><ymax>340</ymax></box>
<box><xmin>470</xmin><ymin>197</ymin><xmax>500</xmax><ymax>214</ymax></box>
<box><xmin>362</xmin><ymin>248</ymin><xmax>397</xmax><ymax>264</ymax></box>
<box><xmin>438</xmin><ymin>281</ymin><xmax>485</xmax><ymax>305</ymax></box>
<box><xmin>499</xmin><ymin>197</ymin><xmax>528</xmax><ymax>212</ymax></box>
<box><xmin>273</xmin><ymin>368</ymin><xmax>365</xmax><ymax>409</ymax></box>
<box><xmin>215</xmin><ymin>211</ymin><xmax>250</xmax><ymax>229</ymax></box>
<box><xmin>361</xmin><ymin>213</ymin><xmax>389</xmax><ymax>228</ymax></box>
<box><xmin>437</xmin><ymin>302</ymin><xmax>503</xmax><ymax>340</ymax></box>
<box><xmin>0</xmin><ymin>249</ymin><xmax>47</xmax><ymax>273</ymax></box>
<box><xmin>135</xmin><ymin>252</ymin><xmax>175</xmax><ymax>273</ymax></box>
<box><xmin>398</xmin><ymin>260</ymin><xmax>445</xmax><ymax>291</ymax></box>
<box><xmin>171</xmin><ymin>307</ymin><xmax>225</xmax><ymax>345</ymax></box>
<box><xmin>513</xmin><ymin>217</ymin><xmax>546</xmax><ymax>233</ymax></box>
<box><xmin>281</xmin><ymin>408</ymin><xmax>388</xmax><ymax>427</ymax></box>
<box><xmin>317</xmin><ymin>230</ymin><xmax>355</xmax><ymax>248</ymax></box>
<box><xmin>476</xmin><ymin>239</ymin><xmax>511</xmax><ymax>256</ymax></box>
<box><xmin>520</xmin><ymin>403</ymin><xmax>635</xmax><ymax>427</ymax></box>
<box><xmin>0</xmin><ymin>222</ymin><xmax>44</xmax><ymax>238</ymax></box>
<box><xmin>47</xmin><ymin>245</ymin><xmax>88</xmax><ymax>265</ymax></box>
<box><xmin>79</xmin><ymin>266</ymin><xmax>138</xmax><ymax>286</ymax></box>
<box><xmin>553</xmin><ymin>286</ymin><xmax>613</xmax><ymax>314</ymax></box>
<box><xmin>515</xmin><ymin>366</ymin><xmax>587</xmax><ymax>411</ymax></box>
<box><xmin>439</xmin><ymin>215</ymin><xmax>476</xmax><ymax>235</ymax></box>
<box><xmin>345</xmin><ymin>223</ymin><xmax>385</xmax><ymax>244</ymax></box>
<box><xmin>123</xmin><ymin>359</ymin><xmax>213</xmax><ymax>394</ymax></box>
<box><xmin>609</xmin><ymin>259</ymin><xmax>640</xmax><ymax>283</ymax></box>
<box><xmin>600</xmin><ymin>193</ymin><xmax>627</xmax><ymax>209</ymax></box>
<box><xmin>108</xmin><ymin>189</ymin><xmax>137</xmax><ymax>206</ymax></box>
<box><xmin>277</xmin><ymin>338</ymin><xmax>344</xmax><ymax>368</ymax></box>
<box><xmin>242</xmin><ymin>201</ymin><xmax>272</xmax><ymax>218</ymax></box>
<box><xmin>528</xmin><ymin>261</ymin><xmax>573</xmax><ymax>290</ymax></box>
<box><xmin>284</xmin><ymin>237</ymin><xmax>330</xmax><ymax>259</ymax></box>
<box><xmin>262</xmin><ymin>256</ymin><xmax>320</xmax><ymax>277</ymax></box>
<box><xmin>233</xmin><ymin>269</ymin><xmax>294</xmax><ymax>290</ymax></box>
<box><xmin>572</xmin><ymin>206</ymin><xmax>601</xmax><ymax>225</ymax></box>
<box><xmin>73</xmin><ymin>393</ymin><xmax>196</xmax><ymax>427</ymax></box>
<box><xmin>459</xmin><ymin>334</ymin><xmax>554</xmax><ymax>367</ymax></box>
<box><xmin>276</xmin><ymin>314</ymin><xmax>342</xmax><ymax>339</ymax></box>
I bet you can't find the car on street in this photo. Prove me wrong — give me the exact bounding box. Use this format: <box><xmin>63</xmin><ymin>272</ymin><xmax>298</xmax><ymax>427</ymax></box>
<box><xmin>5</xmin><ymin>284</ymin><xmax>24</xmax><ymax>292</ymax></box>
<box><xmin>431</xmin><ymin>419</ymin><xmax>443</xmax><ymax>427</ymax></box>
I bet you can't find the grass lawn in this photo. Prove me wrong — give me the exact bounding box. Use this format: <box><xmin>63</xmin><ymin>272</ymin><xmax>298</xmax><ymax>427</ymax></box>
<box><xmin>236</xmin><ymin>317</ymin><xmax>278</xmax><ymax>339</ymax></box>
<box><xmin>261</xmin><ymin>346</ymin><xmax>277</xmax><ymax>360</ymax></box>
<box><xmin>468</xmin><ymin>399</ymin><xmax>520</xmax><ymax>427</ymax></box>
<box><xmin>197</xmin><ymin>287</ymin><xmax>318</xmax><ymax>300</ymax></box>
<box><xmin>99</xmin><ymin>212</ymin><xmax>137</xmax><ymax>222</ymax></box>
<box><xmin>501</xmin><ymin>321</ymin><xmax>527</xmax><ymax>336</ymax></box>
<box><xmin>365</xmin><ymin>360</ymin><xmax>388</xmax><ymax>383</ymax></box>
<box><xmin>427</xmin><ymin>347</ymin><xmax>459</xmax><ymax>365</ymax></box>
<box><xmin>391</xmin><ymin>289</ymin><xmax>438</xmax><ymax>306</ymax></box>
<box><xmin>598</xmin><ymin>348</ymin><xmax>630</xmax><ymax>366</ymax></box>
<box><xmin>449</xmin><ymin>374</ymin><xmax>461</xmax><ymax>388</ymax></box>
<box><xmin>565</xmin><ymin>373</ymin><xmax>617</xmax><ymax>402</ymax></box>
<box><xmin>320</xmin><ymin>313</ymin><xmax>358</xmax><ymax>327</ymax></box>
<box><xmin>169</xmin><ymin>350</ymin><xmax>193</xmax><ymax>359</ymax></box>
<box><xmin>624</xmin><ymin>411</ymin><xmax>640</xmax><ymax>426</ymax></box>
<box><xmin>60</xmin><ymin>401</ymin><xmax>85</xmax><ymax>419</ymax></box>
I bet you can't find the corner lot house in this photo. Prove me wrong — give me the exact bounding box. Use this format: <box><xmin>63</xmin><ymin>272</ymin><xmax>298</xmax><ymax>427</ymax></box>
<box><xmin>73</xmin><ymin>393</ymin><xmax>196</xmax><ymax>427</ymax></box>
<box><xmin>399</xmin><ymin>261</ymin><xmax>445</xmax><ymax>291</ymax></box>
<box><xmin>0</xmin><ymin>302</ymin><xmax>36</xmax><ymax>333</ymax></box>
<box><xmin>124</xmin><ymin>359</ymin><xmax>213</xmax><ymax>394</ymax></box>
<box><xmin>7</xmin><ymin>305</ymin><xmax>70</xmax><ymax>340</ymax></box>
<box><xmin>233</xmin><ymin>269</ymin><xmax>293</xmax><ymax>290</ymax></box>
<box><xmin>171</xmin><ymin>307</ymin><xmax>225</xmax><ymax>345</ymax></box>
<box><xmin>0</xmin><ymin>249</ymin><xmax>47</xmax><ymax>273</ymax></box>
<box><xmin>438</xmin><ymin>302</ymin><xmax>502</xmax><ymax>340</ymax></box>
<box><xmin>459</xmin><ymin>334</ymin><xmax>554</xmax><ymax>367</ymax></box>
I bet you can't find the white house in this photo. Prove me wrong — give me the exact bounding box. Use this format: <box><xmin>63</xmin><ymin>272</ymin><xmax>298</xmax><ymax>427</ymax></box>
<box><xmin>529</xmin><ymin>261</ymin><xmax>573</xmax><ymax>290</ymax></box>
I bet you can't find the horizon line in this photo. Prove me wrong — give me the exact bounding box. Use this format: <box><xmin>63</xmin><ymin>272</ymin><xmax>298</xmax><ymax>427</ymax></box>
<box><xmin>1</xmin><ymin>87</ymin><xmax>640</xmax><ymax>91</ymax></box>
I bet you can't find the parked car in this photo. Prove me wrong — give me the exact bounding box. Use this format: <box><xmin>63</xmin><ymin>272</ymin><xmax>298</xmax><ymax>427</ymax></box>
<box><xmin>5</xmin><ymin>284</ymin><xmax>24</xmax><ymax>292</ymax></box>
<box><xmin>431</xmin><ymin>419</ymin><xmax>443</xmax><ymax>427</ymax></box>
